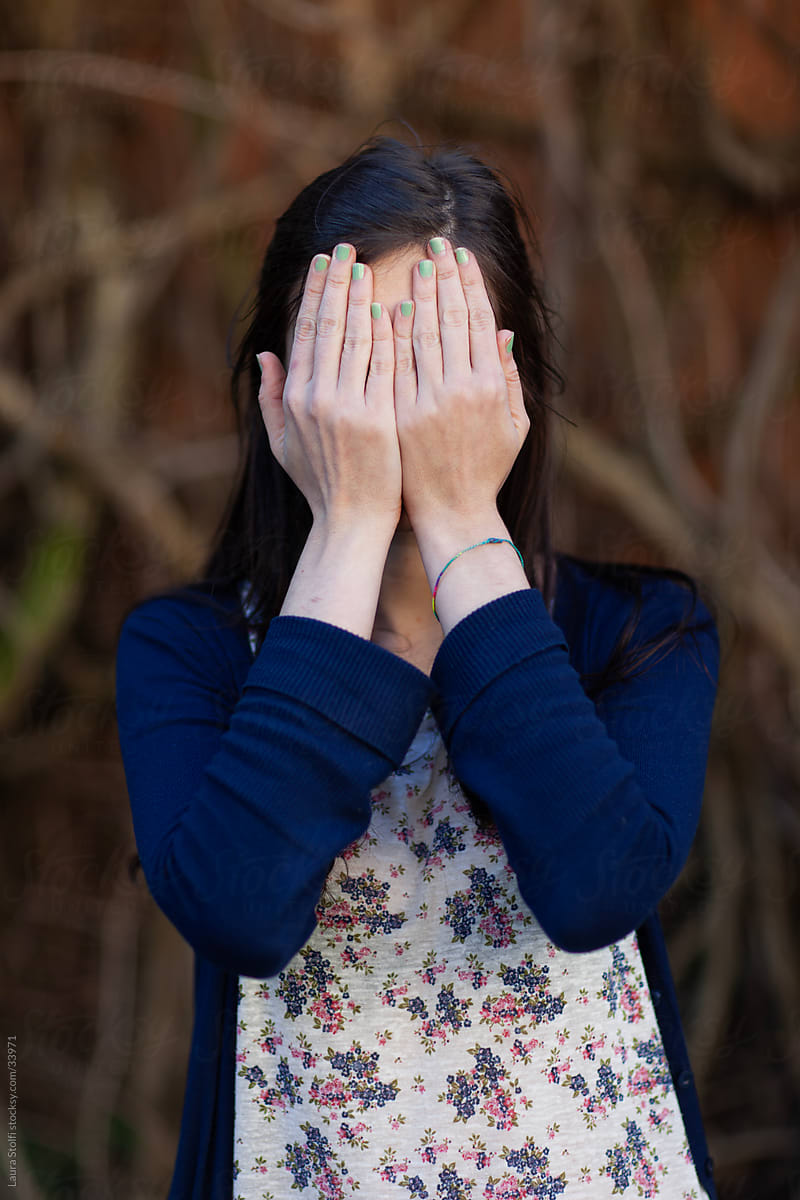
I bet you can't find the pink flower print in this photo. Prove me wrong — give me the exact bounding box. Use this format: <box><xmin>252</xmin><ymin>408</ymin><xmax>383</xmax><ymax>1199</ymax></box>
<box><xmin>478</xmin><ymin>909</ymin><xmax>514</xmax><ymax>949</ymax></box>
<box><xmin>628</xmin><ymin>1065</ymin><xmax>655</xmax><ymax>1096</ymax></box>
<box><xmin>314</xmin><ymin>1167</ymin><xmax>344</xmax><ymax>1199</ymax></box>
<box><xmin>458</xmin><ymin>967</ymin><xmax>488</xmax><ymax>989</ymax></box>
<box><xmin>484</xmin><ymin>1090</ymin><xmax>517</xmax><ymax>1130</ymax></box>
<box><xmin>509</xmin><ymin>1037</ymin><xmax>541</xmax><ymax>1063</ymax></box>
<box><xmin>581</xmin><ymin>1033</ymin><xmax>606</xmax><ymax>1061</ymax></box>
<box><xmin>481</xmin><ymin>994</ymin><xmax>525</xmax><ymax>1027</ymax></box>
<box><xmin>461</xmin><ymin>1144</ymin><xmax>492</xmax><ymax>1169</ymax></box>
<box><xmin>484</xmin><ymin>1178</ymin><xmax>526</xmax><ymax>1199</ymax></box>
<box><xmin>289</xmin><ymin>1041</ymin><xmax>318</xmax><ymax>1069</ymax></box>
<box><xmin>236</xmin><ymin>1049</ymin><xmax>247</xmax><ymax>1062</ymax></box>
<box><xmin>317</xmin><ymin>898</ymin><xmax>353</xmax><ymax>932</ymax></box>
<box><xmin>647</xmin><ymin>1106</ymin><xmax>671</xmax><ymax>1130</ymax></box>
<box><xmin>546</xmin><ymin>1054</ymin><xmax>572</xmax><ymax>1084</ymax></box>
<box><xmin>634</xmin><ymin>1159</ymin><xmax>658</xmax><ymax>1198</ymax></box>
<box><xmin>621</xmin><ymin>982</ymin><xmax>644</xmax><ymax>1022</ymax></box>
<box><xmin>310</xmin><ymin>993</ymin><xmax>345</xmax><ymax>1034</ymax></box>
<box><xmin>379</xmin><ymin>1158</ymin><xmax>410</xmax><ymax>1182</ymax></box>
<box><xmin>381</xmin><ymin>981</ymin><xmax>408</xmax><ymax>1006</ymax></box>
<box><xmin>418</xmin><ymin>958</ymin><xmax>447</xmax><ymax>985</ymax></box>
<box><xmin>309</xmin><ymin>1077</ymin><xmax>351</xmax><ymax>1118</ymax></box>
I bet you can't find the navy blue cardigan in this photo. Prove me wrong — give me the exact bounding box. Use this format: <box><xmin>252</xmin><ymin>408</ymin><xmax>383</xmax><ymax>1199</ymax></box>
<box><xmin>114</xmin><ymin>552</ymin><xmax>720</xmax><ymax>1199</ymax></box>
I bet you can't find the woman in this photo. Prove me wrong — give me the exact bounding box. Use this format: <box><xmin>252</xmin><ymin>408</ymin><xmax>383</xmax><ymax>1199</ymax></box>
<box><xmin>115</xmin><ymin>135</ymin><xmax>720</xmax><ymax>1199</ymax></box>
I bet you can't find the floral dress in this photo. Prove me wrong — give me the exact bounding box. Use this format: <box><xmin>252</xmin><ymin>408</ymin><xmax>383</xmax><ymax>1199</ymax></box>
<box><xmin>233</xmin><ymin>624</ymin><xmax>709</xmax><ymax>1199</ymax></box>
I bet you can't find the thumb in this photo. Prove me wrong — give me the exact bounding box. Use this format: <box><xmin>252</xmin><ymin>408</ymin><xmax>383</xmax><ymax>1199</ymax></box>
<box><xmin>256</xmin><ymin>351</ymin><xmax>287</xmax><ymax>459</ymax></box>
<box><xmin>496</xmin><ymin>330</ymin><xmax>529</xmax><ymax>439</ymax></box>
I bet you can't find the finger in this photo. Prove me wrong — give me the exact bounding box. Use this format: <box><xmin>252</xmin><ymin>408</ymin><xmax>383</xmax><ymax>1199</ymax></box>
<box><xmin>256</xmin><ymin>351</ymin><xmax>287</xmax><ymax>459</ymax></box>
<box><xmin>428</xmin><ymin>235</ymin><xmax>470</xmax><ymax>382</ymax></box>
<box><xmin>392</xmin><ymin>298</ymin><xmax>417</xmax><ymax>417</ymax></box>
<box><xmin>496</xmin><ymin>330</ymin><xmax>530</xmax><ymax>438</ymax></box>
<box><xmin>454</xmin><ymin>245</ymin><xmax>501</xmax><ymax>379</ymax></box>
<box><xmin>364</xmin><ymin>300</ymin><xmax>395</xmax><ymax>410</ymax></box>
<box><xmin>411</xmin><ymin>255</ymin><xmax>443</xmax><ymax>394</ymax></box>
<box><xmin>313</xmin><ymin>242</ymin><xmax>355</xmax><ymax>382</ymax></box>
<box><xmin>287</xmin><ymin>252</ymin><xmax>331</xmax><ymax>388</ymax></box>
<box><xmin>337</xmin><ymin>259</ymin><xmax>374</xmax><ymax>399</ymax></box>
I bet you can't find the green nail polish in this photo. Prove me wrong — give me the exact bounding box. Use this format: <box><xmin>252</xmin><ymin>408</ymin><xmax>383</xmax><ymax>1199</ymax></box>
<box><xmin>313</xmin><ymin>255</ymin><xmax>328</xmax><ymax>272</ymax></box>
<box><xmin>371</xmin><ymin>301</ymin><xmax>382</xmax><ymax>319</ymax></box>
<box><xmin>335</xmin><ymin>244</ymin><xmax>350</xmax><ymax>261</ymax></box>
<box><xmin>352</xmin><ymin>262</ymin><xmax>365</xmax><ymax>280</ymax></box>
<box><xmin>430</xmin><ymin>237</ymin><xmax>446</xmax><ymax>255</ymax></box>
<box><xmin>505</xmin><ymin>333</ymin><xmax>515</xmax><ymax>355</ymax></box>
<box><xmin>455</xmin><ymin>247</ymin><xmax>469</xmax><ymax>265</ymax></box>
<box><xmin>400</xmin><ymin>300</ymin><xmax>413</xmax><ymax>317</ymax></box>
<box><xmin>419</xmin><ymin>259</ymin><xmax>433</xmax><ymax>278</ymax></box>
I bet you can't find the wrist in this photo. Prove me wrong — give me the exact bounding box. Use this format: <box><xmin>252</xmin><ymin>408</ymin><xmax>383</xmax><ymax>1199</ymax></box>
<box><xmin>311</xmin><ymin>512</ymin><xmax>398</xmax><ymax>553</ymax></box>
<box><xmin>411</xmin><ymin>509</ymin><xmax>510</xmax><ymax>571</ymax></box>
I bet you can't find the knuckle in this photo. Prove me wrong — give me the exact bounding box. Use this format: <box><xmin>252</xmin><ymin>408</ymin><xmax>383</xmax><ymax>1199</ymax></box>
<box><xmin>308</xmin><ymin>384</ymin><xmax>330</xmax><ymax>414</ymax></box>
<box><xmin>294</xmin><ymin>315</ymin><xmax>316</xmax><ymax>342</ymax></box>
<box><xmin>342</xmin><ymin>333</ymin><xmax>368</xmax><ymax>356</ymax></box>
<box><xmin>368</xmin><ymin>356</ymin><xmax>394</xmax><ymax>377</ymax></box>
<box><xmin>317</xmin><ymin>315</ymin><xmax>341</xmax><ymax>339</ymax></box>
<box><xmin>440</xmin><ymin>305</ymin><xmax>467</xmax><ymax>329</ymax></box>
<box><xmin>469</xmin><ymin>307</ymin><xmax>495</xmax><ymax>333</ymax></box>
<box><xmin>417</xmin><ymin>328</ymin><xmax>441</xmax><ymax>350</ymax></box>
<box><xmin>394</xmin><ymin>353</ymin><xmax>415</xmax><ymax>375</ymax></box>
<box><xmin>283</xmin><ymin>381</ymin><xmax>302</xmax><ymax>409</ymax></box>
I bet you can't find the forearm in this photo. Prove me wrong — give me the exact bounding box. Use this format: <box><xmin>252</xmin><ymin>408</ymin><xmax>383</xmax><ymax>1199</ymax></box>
<box><xmin>412</xmin><ymin>509</ymin><xmax>531</xmax><ymax>633</ymax></box>
<box><xmin>280</xmin><ymin>516</ymin><xmax>397</xmax><ymax>639</ymax></box>
<box><xmin>428</xmin><ymin>586</ymin><xmax>719</xmax><ymax>953</ymax></box>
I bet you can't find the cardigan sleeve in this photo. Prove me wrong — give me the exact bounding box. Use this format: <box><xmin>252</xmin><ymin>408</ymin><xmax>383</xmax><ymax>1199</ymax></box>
<box><xmin>115</xmin><ymin>592</ymin><xmax>433</xmax><ymax>978</ymax></box>
<box><xmin>428</xmin><ymin>576</ymin><xmax>720</xmax><ymax>954</ymax></box>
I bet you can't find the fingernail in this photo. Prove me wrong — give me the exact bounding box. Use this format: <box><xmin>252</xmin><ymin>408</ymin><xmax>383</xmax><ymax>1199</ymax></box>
<box><xmin>352</xmin><ymin>262</ymin><xmax>365</xmax><ymax>280</ymax></box>
<box><xmin>419</xmin><ymin>259</ymin><xmax>433</xmax><ymax>278</ymax></box>
<box><xmin>335</xmin><ymin>244</ymin><xmax>350</xmax><ymax>261</ymax></box>
<box><xmin>313</xmin><ymin>255</ymin><xmax>329</xmax><ymax>272</ymax></box>
<box><xmin>400</xmin><ymin>300</ymin><xmax>413</xmax><ymax>317</ymax></box>
<box><xmin>505</xmin><ymin>333</ymin><xmax>515</xmax><ymax>355</ymax></box>
<box><xmin>455</xmin><ymin>248</ymin><xmax>469</xmax><ymax>265</ymax></box>
<box><xmin>371</xmin><ymin>302</ymin><xmax>382</xmax><ymax>319</ymax></box>
<box><xmin>429</xmin><ymin>237</ymin><xmax>446</xmax><ymax>255</ymax></box>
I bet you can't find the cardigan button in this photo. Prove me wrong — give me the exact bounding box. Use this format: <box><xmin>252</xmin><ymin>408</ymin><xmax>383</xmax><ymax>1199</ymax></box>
<box><xmin>677</xmin><ymin>1068</ymin><xmax>692</xmax><ymax>1088</ymax></box>
<box><xmin>651</xmin><ymin>989</ymin><xmax>662</xmax><ymax>1005</ymax></box>
<box><xmin>705</xmin><ymin>1156</ymin><xmax>714</xmax><ymax>1175</ymax></box>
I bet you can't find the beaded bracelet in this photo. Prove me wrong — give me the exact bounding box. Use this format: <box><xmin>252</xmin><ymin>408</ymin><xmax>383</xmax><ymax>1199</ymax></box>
<box><xmin>431</xmin><ymin>537</ymin><xmax>525</xmax><ymax>622</ymax></box>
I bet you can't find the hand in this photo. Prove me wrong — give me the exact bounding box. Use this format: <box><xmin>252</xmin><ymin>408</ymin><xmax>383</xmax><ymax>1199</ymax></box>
<box><xmin>257</xmin><ymin>244</ymin><xmax>402</xmax><ymax>533</ymax></box>
<box><xmin>392</xmin><ymin>236</ymin><xmax>530</xmax><ymax>531</ymax></box>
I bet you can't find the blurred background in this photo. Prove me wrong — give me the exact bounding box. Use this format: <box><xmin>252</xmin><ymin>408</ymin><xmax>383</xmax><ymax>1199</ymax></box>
<box><xmin>1</xmin><ymin>1</ymin><xmax>800</xmax><ymax>1197</ymax></box>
